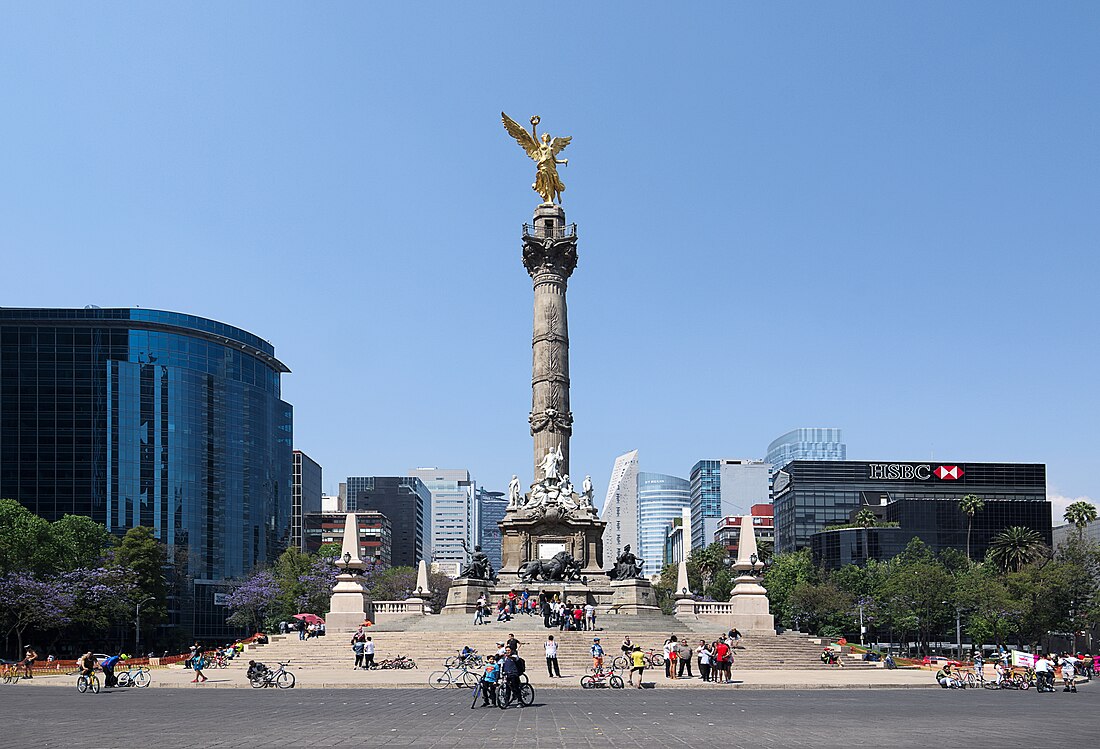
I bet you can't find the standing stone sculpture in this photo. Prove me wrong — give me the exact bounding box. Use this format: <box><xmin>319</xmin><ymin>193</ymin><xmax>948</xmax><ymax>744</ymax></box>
<box><xmin>507</xmin><ymin>474</ymin><xmax>522</xmax><ymax>510</ymax></box>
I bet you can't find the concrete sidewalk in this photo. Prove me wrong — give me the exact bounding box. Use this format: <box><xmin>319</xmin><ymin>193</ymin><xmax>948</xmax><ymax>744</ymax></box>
<box><xmin>17</xmin><ymin>663</ymin><xmax>938</xmax><ymax>690</ymax></box>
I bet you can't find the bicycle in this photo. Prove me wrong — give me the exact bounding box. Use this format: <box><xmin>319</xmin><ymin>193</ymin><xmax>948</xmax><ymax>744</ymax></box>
<box><xmin>1</xmin><ymin>662</ymin><xmax>20</xmax><ymax>685</ymax></box>
<box><xmin>428</xmin><ymin>665</ymin><xmax>479</xmax><ymax>689</ymax></box>
<box><xmin>373</xmin><ymin>654</ymin><xmax>417</xmax><ymax>670</ymax></box>
<box><xmin>76</xmin><ymin>671</ymin><xmax>101</xmax><ymax>694</ymax></box>
<box><xmin>249</xmin><ymin>661</ymin><xmax>295</xmax><ymax>689</ymax></box>
<box><xmin>581</xmin><ymin>666</ymin><xmax>624</xmax><ymax>689</ymax></box>
<box><xmin>497</xmin><ymin>677</ymin><xmax>534</xmax><ymax>709</ymax></box>
<box><xmin>470</xmin><ymin>678</ymin><xmax>498</xmax><ymax>708</ymax></box>
<box><xmin>444</xmin><ymin>650</ymin><xmax>483</xmax><ymax>670</ymax></box>
<box><xmin>612</xmin><ymin>648</ymin><xmax>664</xmax><ymax>670</ymax></box>
<box><xmin>116</xmin><ymin>665</ymin><xmax>151</xmax><ymax>688</ymax></box>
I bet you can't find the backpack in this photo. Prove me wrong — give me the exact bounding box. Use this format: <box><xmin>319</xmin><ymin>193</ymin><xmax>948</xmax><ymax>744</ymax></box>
<box><xmin>514</xmin><ymin>656</ymin><xmax>526</xmax><ymax>676</ymax></box>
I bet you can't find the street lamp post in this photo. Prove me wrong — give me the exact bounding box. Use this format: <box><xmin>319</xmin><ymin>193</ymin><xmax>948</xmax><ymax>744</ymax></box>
<box><xmin>956</xmin><ymin>608</ymin><xmax>962</xmax><ymax>659</ymax></box>
<box><xmin>134</xmin><ymin>596</ymin><xmax>155</xmax><ymax>654</ymax></box>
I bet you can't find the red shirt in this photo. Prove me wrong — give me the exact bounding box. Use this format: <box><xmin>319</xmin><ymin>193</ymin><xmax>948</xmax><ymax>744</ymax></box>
<box><xmin>715</xmin><ymin>643</ymin><xmax>730</xmax><ymax>660</ymax></box>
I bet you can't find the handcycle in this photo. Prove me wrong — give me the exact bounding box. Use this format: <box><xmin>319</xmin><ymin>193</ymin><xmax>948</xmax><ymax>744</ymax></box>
<box><xmin>249</xmin><ymin>661</ymin><xmax>296</xmax><ymax>689</ymax></box>
<box><xmin>1</xmin><ymin>661</ymin><xmax>20</xmax><ymax>685</ymax></box>
<box><xmin>372</xmin><ymin>654</ymin><xmax>417</xmax><ymax>670</ymax></box>
<box><xmin>983</xmin><ymin>670</ymin><xmax>1030</xmax><ymax>690</ymax></box>
<box><xmin>116</xmin><ymin>664</ymin><xmax>152</xmax><ymax>688</ymax></box>
<box><xmin>428</xmin><ymin>665</ymin><xmax>479</xmax><ymax>689</ymax></box>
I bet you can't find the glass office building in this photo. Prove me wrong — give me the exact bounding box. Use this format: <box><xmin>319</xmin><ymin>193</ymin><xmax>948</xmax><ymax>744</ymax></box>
<box><xmin>0</xmin><ymin>307</ymin><xmax>294</xmax><ymax>638</ymax></box>
<box><xmin>345</xmin><ymin>476</ymin><xmax>430</xmax><ymax>568</ymax></box>
<box><xmin>774</xmin><ymin>460</ymin><xmax>1049</xmax><ymax>555</ymax></box>
<box><xmin>689</xmin><ymin>459</ymin><xmax>770</xmax><ymax>550</ymax></box>
<box><xmin>689</xmin><ymin>460</ymin><xmax>721</xmax><ymax>549</ymax></box>
<box><xmin>636</xmin><ymin>472</ymin><xmax>690</xmax><ymax>577</ymax></box>
<box><xmin>476</xmin><ymin>487</ymin><xmax>508</xmax><ymax>572</ymax></box>
<box><xmin>766</xmin><ymin>428</ymin><xmax>846</xmax><ymax>470</ymax></box>
<box><xmin>292</xmin><ymin>450</ymin><xmax>322</xmax><ymax>551</ymax></box>
<box><xmin>408</xmin><ymin>468</ymin><xmax>475</xmax><ymax>576</ymax></box>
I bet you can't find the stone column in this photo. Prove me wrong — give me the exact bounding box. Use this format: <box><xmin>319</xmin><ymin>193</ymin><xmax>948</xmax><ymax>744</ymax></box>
<box><xmin>523</xmin><ymin>203</ymin><xmax>577</xmax><ymax>480</ymax></box>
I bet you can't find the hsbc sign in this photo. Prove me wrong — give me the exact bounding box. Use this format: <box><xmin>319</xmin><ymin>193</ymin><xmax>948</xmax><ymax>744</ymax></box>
<box><xmin>867</xmin><ymin>464</ymin><xmax>965</xmax><ymax>481</ymax></box>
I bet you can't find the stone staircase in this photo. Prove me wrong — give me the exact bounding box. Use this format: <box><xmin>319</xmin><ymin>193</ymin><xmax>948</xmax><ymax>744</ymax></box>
<box><xmin>248</xmin><ymin>614</ymin><xmax>876</xmax><ymax>672</ymax></box>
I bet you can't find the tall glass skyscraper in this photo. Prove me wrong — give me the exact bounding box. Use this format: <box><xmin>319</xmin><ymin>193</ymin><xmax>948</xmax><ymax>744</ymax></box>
<box><xmin>766</xmin><ymin>428</ymin><xmax>846</xmax><ymax>470</ymax></box>
<box><xmin>636</xmin><ymin>472</ymin><xmax>690</xmax><ymax>577</ymax></box>
<box><xmin>345</xmin><ymin>476</ymin><xmax>430</xmax><ymax>568</ymax></box>
<box><xmin>689</xmin><ymin>459</ymin><xmax>770</xmax><ymax>549</ymax></box>
<box><xmin>0</xmin><ymin>307</ymin><xmax>294</xmax><ymax>638</ymax></box>
<box><xmin>476</xmin><ymin>487</ymin><xmax>508</xmax><ymax>571</ymax></box>
<box><xmin>292</xmin><ymin>450</ymin><xmax>322</xmax><ymax>551</ymax></box>
<box><xmin>408</xmin><ymin>467</ymin><xmax>475</xmax><ymax>576</ymax></box>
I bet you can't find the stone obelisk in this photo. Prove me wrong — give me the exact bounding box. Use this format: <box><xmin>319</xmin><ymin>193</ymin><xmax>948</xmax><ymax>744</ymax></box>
<box><xmin>523</xmin><ymin>203</ymin><xmax>577</xmax><ymax>479</ymax></box>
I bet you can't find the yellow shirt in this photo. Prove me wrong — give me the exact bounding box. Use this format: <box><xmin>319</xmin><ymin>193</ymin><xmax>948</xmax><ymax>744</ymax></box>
<box><xmin>630</xmin><ymin>651</ymin><xmax>646</xmax><ymax>668</ymax></box>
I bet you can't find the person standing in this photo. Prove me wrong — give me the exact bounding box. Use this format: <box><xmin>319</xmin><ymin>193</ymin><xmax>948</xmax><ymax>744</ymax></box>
<box><xmin>21</xmin><ymin>648</ymin><xmax>37</xmax><ymax>679</ymax></box>
<box><xmin>545</xmin><ymin>635</ymin><xmax>561</xmax><ymax>677</ymax></box>
<box><xmin>474</xmin><ymin>594</ymin><xmax>487</xmax><ymax>626</ymax></box>
<box><xmin>663</xmin><ymin>635</ymin><xmax>678</xmax><ymax>679</ymax></box>
<box><xmin>713</xmin><ymin>638</ymin><xmax>731</xmax><ymax>683</ymax></box>
<box><xmin>628</xmin><ymin>646</ymin><xmax>646</xmax><ymax>688</ymax></box>
<box><xmin>572</xmin><ymin>604</ymin><xmax>584</xmax><ymax>631</ymax></box>
<box><xmin>591</xmin><ymin>637</ymin><xmax>605</xmax><ymax>671</ymax></box>
<box><xmin>585</xmin><ymin>602</ymin><xmax>596</xmax><ymax>631</ymax></box>
<box><xmin>506</xmin><ymin>634</ymin><xmax>522</xmax><ymax>656</ymax></box>
<box><xmin>362</xmin><ymin>636</ymin><xmax>375</xmax><ymax>670</ymax></box>
<box><xmin>541</xmin><ymin>592</ymin><xmax>553</xmax><ymax>629</ymax></box>
<box><xmin>352</xmin><ymin>638</ymin><xmax>365</xmax><ymax>670</ymax></box>
<box><xmin>479</xmin><ymin>656</ymin><xmax>501</xmax><ymax>707</ymax></box>
<box><xmin>1060</xmin><ymin>652</ymin><xmax>1078</xmax><ymax>693</ymax></box>
<box><xmin>696</xmin><ymin>640</ymin><xmax>712</xmax><ymax>682</ymax></box>
<box><xmin>298</xmin><ymin>621</ymin><xmax>306</xmax><ymax>640</ymax></box>
<box><xmin>677</xmin><ymin>640</ymin><xmax>694</xmax><ymax>678</ymax></box>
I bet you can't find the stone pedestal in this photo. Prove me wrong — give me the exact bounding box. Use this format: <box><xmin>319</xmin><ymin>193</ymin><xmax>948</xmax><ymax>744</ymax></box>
<box><xmin>442</xmin><ymin>578</ymin><xmax>491</xmax><ymax>616</ymax></box>
<box><xmin>326</xmin><ymin>572</ymin><xmax>374</xmax><ymax>632</ymax></box>
<box><xmin>499</xmin><ymin>508</ymin><xmax>606</xmax><ymax>578</ymax></box>
<box><xmin>609</xmin><ymin>578</ymin><xmax>661</xmax><ymax>616</ymax></box>
<box><xmin>725</xmin><ymin>574</ymin><xmax>776</xmax><ymax>634</ymax></box>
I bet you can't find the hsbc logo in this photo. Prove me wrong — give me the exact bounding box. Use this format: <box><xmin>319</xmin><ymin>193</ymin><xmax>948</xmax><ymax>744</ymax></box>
<box><xmin>934</xmin><ymin>465</ymin><xmax>965</xmax><ymax>480</ymax></box>
<box><xmin>868</xmin><ymin>464</ymin><xmax>932</xmax><ymax>480</ymax></box>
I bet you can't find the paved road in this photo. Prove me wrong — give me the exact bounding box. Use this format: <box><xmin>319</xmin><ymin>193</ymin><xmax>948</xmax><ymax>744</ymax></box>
<box><xmin>2</xmin><ymin>685</ymin><xmax>1094</xmax><ymax>748</ymax></box>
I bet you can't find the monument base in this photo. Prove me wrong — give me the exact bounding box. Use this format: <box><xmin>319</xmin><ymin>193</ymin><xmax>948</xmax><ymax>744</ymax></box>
<box><xmin>608</xmin><ymin>578</ymin><xmax>661</xmax><ymax>616</ymax></box>
<box><xmin>326</xmin><ymin>574</ymin><xmax>374</xmax><ymax>632</ymax></box>
<box><xmin>441</xmin><ymin>578</ymin><xmax>491</xmax><ymax>615</ymax></box>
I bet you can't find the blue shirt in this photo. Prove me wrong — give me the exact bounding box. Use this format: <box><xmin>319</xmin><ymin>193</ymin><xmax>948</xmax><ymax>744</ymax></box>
<box><xmin>501</xmin><ymin>656</ymin><xmax>519</xmax><ymax>677</ymax></box>
<box><xmin>483</xmin><ymin>663</ymin><xmax>500</xmax><ymax>683</ymax></box>
<box><xmin>102</xmin><ymin>655</ymin><xmax>121</xmax><ymax>669</ymax></box>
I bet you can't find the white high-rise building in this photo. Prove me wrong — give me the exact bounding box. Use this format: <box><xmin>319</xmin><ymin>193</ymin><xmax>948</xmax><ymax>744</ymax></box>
<box><xmin>408</xmin><ymin>468</ymin><xmax>476</xmax><ymax>577</ymax></box>
<box><xmin>600</xmin><ymin>450</ymin><xmax>639</xmax><ymax>566</ymax></box>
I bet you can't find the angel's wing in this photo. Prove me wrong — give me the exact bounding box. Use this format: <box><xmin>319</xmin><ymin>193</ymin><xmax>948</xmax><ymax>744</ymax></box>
<box><xmin>550</xmin><ymin>136</ymin><xmax>571</xmax><ymax>156</ymax></box>
<box><xmin>502</xmin><ymin>112</ymin><xmax>539</xmax><ymax>159</ymax></box>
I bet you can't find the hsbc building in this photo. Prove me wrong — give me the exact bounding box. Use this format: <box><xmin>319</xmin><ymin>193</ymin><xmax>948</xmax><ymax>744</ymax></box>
<box><xmin>772</xmin><ymin>460</ymin><xmax>1049</xmax><ymax>558</ymax></box>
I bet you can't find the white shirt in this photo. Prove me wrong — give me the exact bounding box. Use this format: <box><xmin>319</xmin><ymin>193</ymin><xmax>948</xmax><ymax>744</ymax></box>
<box><xmin>1061</xmin><ymin>658</ymin><xmax>1077</xmax><ymax>676</ymax></box>
<box><xmin>1035</xmin><ymin>657</ymin><xmax>1052</xmax><ymax>673</ymax></box>
<box><xmin>697</xmin><ymin>646</ymin><xmax>712</xmax><ymax>664</ymax></box>
<box><xmin>545</xmin><ymin>641</ymin><xmax>557</xmax><ymax>657</ymax></box>
<box><xmin>363</xmin><ymin>641</ymin><xmax>374</xmax><ymax>655</ymax></box>
<box><xmin>584</xmin><ymin>604</ymin><xmax>595</xmax><ymax>616</ymax></box>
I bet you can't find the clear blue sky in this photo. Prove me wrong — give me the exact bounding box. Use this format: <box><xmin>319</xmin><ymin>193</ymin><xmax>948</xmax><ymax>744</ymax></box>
<box><xmin>2</xmin><ymin>2</ymin><xmax>1097</xmax><ymax>520</ymax></box>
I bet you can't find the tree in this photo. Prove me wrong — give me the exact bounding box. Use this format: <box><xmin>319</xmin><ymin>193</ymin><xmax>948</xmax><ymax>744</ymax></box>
<box><xmin>878</xmin><ymin>539</ymin><xmax>955</xmax><ymax>655</ymax></box>
<box><xmin>987</xmin><ymin>527</ymin><xmax>1047</xmax><ymax>573</ymax></box>
<box><xmin>0</xmin><ymin>499</ymin><xmax>56</xmax><ymax>576</ymax></box>
<box><xmin>1064</xmin><ymin>501</ymin><xmax>1098</xmax><ymax>538</ymax></box>
<box><xmin>761</xmin><ymin>549</ymin><xmax>817</xmax><ymax>629</ymax></box>
<box><xmin>854</xmin><ymin>508</ymin><xmax>877</xmax><ymax>529</ymax></box>
<box><xmin>225</xmin><ymin>570</ymin><xmax>281</xmax><ymax>631</ymax></box>
<box><xmin>689</xmin><ymin>543</ymin><xmax>729</xmax><ymax>593</ymax></box>
<box><xmin>114</xmin><ymin>526</ymin><xmax>169</xmax><ymax>639</ymax></box>
<box><xmin>959</xmin><ymin>494</ymin><xmax>985</xmax><ymax>562</ymax></box>
<box><xmin>0</xmin><ymin>572</ymin><xmax>75</xmax><ymax>658</ymax></box>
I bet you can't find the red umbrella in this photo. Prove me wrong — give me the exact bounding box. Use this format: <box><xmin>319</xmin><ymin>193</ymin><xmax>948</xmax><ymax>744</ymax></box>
<box><xmin>292</xmin><ymin>613</ymin><xmax>325</xmax><ymax>625</ymax></box>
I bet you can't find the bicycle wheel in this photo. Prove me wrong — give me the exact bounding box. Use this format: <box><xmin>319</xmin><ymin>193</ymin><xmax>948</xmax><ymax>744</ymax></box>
<box><xmin>580</xmin><ymin>675</ymin><xmax>595</xmax><ymax>689</ymax></box>
<box><xmin>250</xmin><ymin>677</ymin><xmax>266</xmax><ymax>688</ymax></box>
<box><xmin>89</xmin><ymin>676</ymin><xmax>100</xmax><ymax>694</ymax></box>
<box><xmin>117</xmin><ymin>672</ymin><xmax>132</xmax><ymax>688</ymax></box>
<box><xmin>444</xmin><ymin>656</ymin><xmax>459</xmax><ymax>668</ymax></box>
<box><xmin>610</xmin><ymin>675</ymin><xmax>624</xmax><ymax>689</ymax></box>
<box><xmin>962</xmin><ymin>672</ymin><xmax>975</xmax><ymax>689</ymax></box>
<box><xmin>1016</xmin><ymin>675</ymin><xmax>1030</xmax><ymax>690</ymax></box>
<box><xmin>612</xmin><ymin>656</ymin><xmax>628</xmax><ymax>670</ymax></box>
<box><xmin>648</xmin><ymin>654</ymin><xmax>665</xmax><ymax>667</ymax></box>
<box><xmin>460</xmin><ymin>670</ymin><xmax>478</xmax><ymax>689</ymax></box>
<box><xmin>277</xmin><ymin>671</ymin><xmax>295</xmax><ymax>689</ymax></box>
<box><xmin>77</xmin><ymin>675</ymin><xmax>88</xmax><ymax>693</ymax></box>
<box><xmin>498</xmin><ymin>684</ymin><xmax>513</xmax><ymax>709</ymax></box>
<box><xmin>134</xmin><ymin>671</ymin><xmax>151</xmax><ymax>688</ymax></box>
<box><xmin>428</xmin><ymin>670</ymin><xmax>451</xmax><ymax>689</ymax></box>
<box><xmin>519</xmin><ymin>683</ymin><xmax>534</xmax><ymax>705</ymax></box>
<box><xmin>470</xmin><ymin>681</ymin><xmax>482</xmax><ymax>709</ymax></box>
<box><xmin>403</xmin><ymin>659</ymin><xmax>417</xmax><ymax>669</ymax></box>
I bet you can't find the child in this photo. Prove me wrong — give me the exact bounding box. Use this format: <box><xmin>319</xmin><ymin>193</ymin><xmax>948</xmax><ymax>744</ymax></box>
<box><xmin>480</xmin><ymin>656</ymin><xmax>500</xmax><ymax>706</ymax></box>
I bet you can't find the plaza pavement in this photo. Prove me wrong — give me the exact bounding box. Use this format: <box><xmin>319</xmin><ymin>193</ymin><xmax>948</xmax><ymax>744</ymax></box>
<box><xmin>18</xmin><ymin>662</ymin><xmax>937</xmax><ymax>690</ymax></box>
<box><xmin>1</xmin><ymin>684</ymin><xmax>1094</xmax><ymax>749</ymax></box>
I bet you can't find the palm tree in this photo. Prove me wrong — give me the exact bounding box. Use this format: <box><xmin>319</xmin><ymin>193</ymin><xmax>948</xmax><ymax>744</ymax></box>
<box><xmin>959</xmin><ymin>494</ymin><xmax>985</xmax><ymax>562</ymax></box>
<box><xmin>1064</xmin><ymin>501</ymin><xmax>1098</xmax><ymax>539</ymax></box>
<box><xmin>987</xmin><ymin>526</ymin><xmax>1046</xmax><ymax>573</ymax></box>
<box><xmin>855</xmin><ymin>508</ymin><xmax>877</xmax><ymax>528</ymax></box>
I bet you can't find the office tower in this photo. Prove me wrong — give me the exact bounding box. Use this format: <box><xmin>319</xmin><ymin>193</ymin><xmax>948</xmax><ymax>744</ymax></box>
<box><xmin>636</xmin><ymin>472</ymin><xmax>690</xmax><ymax>577</ymax></box>
<box><xmin>303</xmin><ymin>510</ymin><xmax>391</xmax><ymax>568</ymax></box>
<box><xmin>345</xmin><ymin>476</ymin><xmax>431</xmax><ymax>568</ymax></box>
<box><xmin>408</xmin><ymin>467</ymin><xmax>476</xmax><ymax>577</ymax></box>
<box><xmin>0</xmin><ymin>307</ymin><xmax>294</xmax><ymax>640</ymax></box>
<box><xmin>689</xmin><ymin>459</ymin><xmax>770</xmax><ymax>550</ymax></box>
<box><xmin>599</xmin><ymin>450</ymin><xmax>639</xmax><ymax>565</ymax></box>
<box><xmin>292</xmin><ymin>451</ymin><xmax>322</xmax><ymax>551</ymax></box>
<box><xmin>476</xmin><ymin>487</ymin><xmax>508</xmax><ymax>571</ymax></box>
<box><xmin>765</xmin><ymin>428</ymin><xmax>846</xmax><ymax>470</ymax></box>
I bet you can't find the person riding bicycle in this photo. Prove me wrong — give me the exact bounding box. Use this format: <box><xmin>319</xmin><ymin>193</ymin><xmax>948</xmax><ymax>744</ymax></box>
<box><xmin>993</xmin><ymin>659</ymin><xmax>1007</xmax><ymax>686</ymax></box>
<box><xmin>460</xmin><ymin>645</ymin><xmax>476</xmax><ymax>665</ymax></box>
<box><xmin>76</xmin><ymin>652</ymin><xmax>98</xmax><ymax>678</ymax></box>
<box><xmin>1034</xmin><ymin>655</ymin><xmax>1054</xmax><ymax>692</ymax></box>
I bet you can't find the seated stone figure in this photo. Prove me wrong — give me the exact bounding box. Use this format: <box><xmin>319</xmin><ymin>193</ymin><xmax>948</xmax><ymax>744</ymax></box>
<box><xmin>457</xmin><ymin>542</ymin><xmax>493</xmax><ymax>581</ymax></box>
<box><xmin>609</xmin><ymin>545</ymin><xmax>644</xmax><ymax>581</ymax></box>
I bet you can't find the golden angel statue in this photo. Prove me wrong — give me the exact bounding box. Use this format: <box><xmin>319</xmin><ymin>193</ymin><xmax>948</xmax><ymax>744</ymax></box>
<box><xmin>501</xmin><ymin>112</ymin><xmax>572</xmax><ymax>204</ymax></box>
